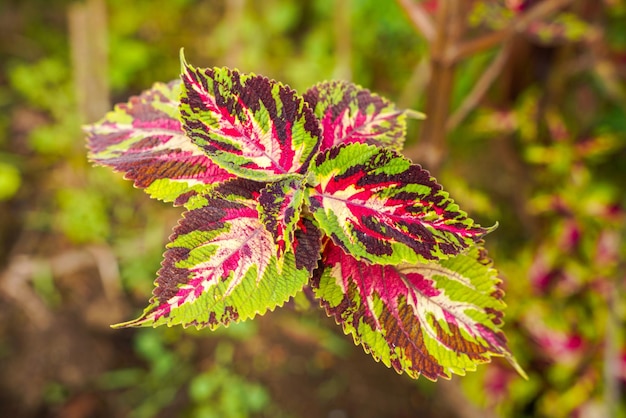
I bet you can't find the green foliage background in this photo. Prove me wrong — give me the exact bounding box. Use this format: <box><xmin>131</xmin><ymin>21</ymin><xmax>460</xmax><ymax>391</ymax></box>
<box><xmin>0</xmin><ymin>1</ymin><xmax>624</xmax><ymax>417</ymax></box>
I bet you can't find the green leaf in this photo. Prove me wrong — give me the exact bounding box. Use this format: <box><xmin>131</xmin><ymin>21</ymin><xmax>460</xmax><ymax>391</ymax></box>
<box><xmin>85</xmin><ymin>81</ymin><xmax>234</xmax><ymax>207</ymax></box>
<box><xmin>306</xmin><ymin>142</ymin><xmax>490</xmax><ymax>265</ymax></box>
<box><xmin>179</xmin><ymin>52</ymin><xmax>321</xmax><ymax>181</ymax></box>
<box><xmin>115</xmin><ymin>195</ymin><xmax>320</xmax><ymax>329</ymax></box>
<box><xmin>312</xmin><ymin>241</ymin><xmax>525</xmax><ymax>380</ymax></box>
<box><xmin>303</xmin><ymin>80</ymin><xmax>407</xmax><ymax>151</ymax></box>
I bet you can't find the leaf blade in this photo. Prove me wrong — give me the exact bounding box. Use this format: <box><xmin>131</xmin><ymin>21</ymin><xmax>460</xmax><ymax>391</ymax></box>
<box><xmin>179</xmin><ymin>56</ymin><xmax>321</xmax><ymax>181</ymax></box>
<box><xmin>85</xmin><ymin>81</ymin><xmax>234</xmax><ymax>207</ymax></box>
<box><xmin>116</xmin><ymin>196</ymin><xmax>315</xmax><ymax>329</ymax></box>
<box><xmin>311</xmin><ymin>241</ymin><xmax>519</xmax><ymax>380</ymax></box>
<box><xmin>307</xmin><ymin>143</ymin><xmax>489</xmax><ymax>265</ymax></box>
<box><xmin>303</xmin><ymin>80</ymin><xmax>407</xmax><ymax>151</ymax></box>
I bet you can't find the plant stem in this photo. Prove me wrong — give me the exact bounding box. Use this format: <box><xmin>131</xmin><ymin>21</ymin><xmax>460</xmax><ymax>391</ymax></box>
<box><xmin>68</xmin><ymin>0</ymin><xmax>109</xmax><ymax>123</ymax></box>
<box><xmin>396</xmin><ymin>0</ymin><xmax>436</xmax><ymax>42</ymax></box>
<box><xmin>224</xmin><ymin>0</ymin><xmax>245</xmax><ymax>68</ymax></box>
<box><xmin>446</xmin><ymin>42</ymin><xmax>512</xmax><ymax>133</ymax></box>
<box><xmin>334</xmin><ymin>0</ymin><xmax>352</xmax><ymax>80</ymax></box>
<box><xmin>449</xmin><ymin>0</ymin><xmax>576</xmax><ymax>63</ymax></box>
<box><xmin>414</xmin><ymin>0</ymin><xmax>465</xmax><ymax>172</ymax></box>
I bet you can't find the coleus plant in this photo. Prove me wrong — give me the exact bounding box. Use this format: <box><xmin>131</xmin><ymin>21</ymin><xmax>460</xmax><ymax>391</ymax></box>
<box><xmin>86</xmin><ymin>51</ymin><xmax>524</xmax><ymax>381</ymax></box>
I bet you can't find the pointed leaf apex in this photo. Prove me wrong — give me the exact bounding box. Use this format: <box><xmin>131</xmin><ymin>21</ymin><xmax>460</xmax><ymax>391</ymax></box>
<box><xmin>313</xmin><ymin>242</ymin><xmax>520</xmax><ymax>380</ymax></box>
<box><xmin>405</xmin><ymin>109</ymin><xmax>427</xmax><ymax>120</ymax></box>
<box><xmin>179</xmin><ymin>62</ymin><xmax>321</xmax><ymax>180</ymax></box>
<box><xmin>110</xmin><ymin>316</ymin><xmax>151</xmax><ymax>329</ymax></box>
<box><xmin>507</xmin><ymin>355</ymin><xmax>529</xmax><ymax>380</ymax></box>
<box><xmin>179</xmin><ymin>47</ymin><xmax>189</xmax><ymax>74</ymax></box>
<box><xmin>485</xmin><ymin>221</ymin><xmax>499</xmax><ymax>234</ymax></box>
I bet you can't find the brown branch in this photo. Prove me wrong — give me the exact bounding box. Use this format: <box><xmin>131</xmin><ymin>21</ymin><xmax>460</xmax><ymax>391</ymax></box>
<box><xmin>224</xmin><ymin>0</ymin><xmax>245</xmax><ymax>68</ymax></box>
<box><xmin>410</xmin><ymin>0</ymin><xmax>466</xmax><ymax>172</ymax></box>
<box><xmin>396</xmin><ymin>0</ymin><xmax>436</xmax><ymax>42</ymax></box>
<box><xmin>441</xmin><ymin>0</ymin><xmax>575</xmax><ymax>131</ymax></box>
<box><xmin>334</xmin><ymin>0</ymin><xmax>352</xmax><ymax>80</ymax></box>
<box><xmin>68</xmin><ymin>0</ymin><xmax>109</xmax><ymax>123</ymax></box>
<box><xmin>448</xmin><ymin>0</ymin><xmax>576</xmax><ymax>63</ymax></box>
<box><xmin>407</xmin><ymin>0</ymin><xmax>575</xmax><ymax>167</ymax></box>
<box><xmin>447</xmin><ymin>28</ymin><xmax>508</xmax><ymax>64</ymax></box>
<box><xmin>514</xmin><ymin>0</ymin><xmax>575</xmax><ymax>30</ymax></box>
<box><xmin>446</xmin><ymin>42</ymin><xmax>512</xmax><ymax>132</ymax></box>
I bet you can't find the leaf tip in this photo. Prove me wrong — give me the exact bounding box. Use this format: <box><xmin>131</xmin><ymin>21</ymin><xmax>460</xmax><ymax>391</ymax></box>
<box><xmin>507</xmin><ymin>355</ymin><xmax>529</xmax><ymax>380</ymax></box>
<box><xmin>110</xmin><ymin>315</ymin><xmax>153</xmax><ymax>329</ymax></box>
<box><xmin>485</xmin><ymin>221</ymin><xmax>499</xmax><ymax>234</ymax></box>
<box><xmin>179</xmin><ymin>47</ymin><xmax>190</xmax><ymax>74</ymax></box>
<box><xmin>405</xmin><ymin>109</ymin><xmax>427</xmax><ymax>120</ymax></box>
<box><xmin>110</xmin><ymin>321</ymin><xmax>132</xmax><ymax>330</ymax></box>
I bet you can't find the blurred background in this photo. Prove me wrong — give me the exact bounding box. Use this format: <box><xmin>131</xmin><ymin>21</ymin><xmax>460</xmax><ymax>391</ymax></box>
<box><xmin>0</xmin><ymin>0</ymin><xmax>625</xmax><ymax>417</ymax></box>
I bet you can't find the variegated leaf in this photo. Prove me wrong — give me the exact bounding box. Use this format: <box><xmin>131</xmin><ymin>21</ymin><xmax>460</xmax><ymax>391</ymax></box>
<box><xmin>187</xmin><ymin>177</ymin><xmax>266</xmax><ymax>210</ymax></box>
<box><xmin>179</xmin><ymin>53</ymin><xmax>321</xmax><ymax>181</ymax></box>
<box><xmin>306</xmin><ymin>143</ymin><xmax>490</xmax><ymax>265</ymax></box>
<box><xmin>258</xmin><ymin>175</ymin><xmax>307</xmax><ymax>257</ymax></box>
<box><xmin>85</xmin><ymin>81</ymin><xmax>234</xmax><ymax>207</ymax></box>
<box><xmin>115</xmin><ymin>196</ymin><xmax>321</xmax><ymax>329</ymax></box>
<box><xmin>303</xmin><ymin>80</ymin><xmax>407</xmax><ymax>151</ymax></box>
<box><xmin>312</xmin><ymin>240</ymin><xmax>523</xmax><ymax>380</ymax></box>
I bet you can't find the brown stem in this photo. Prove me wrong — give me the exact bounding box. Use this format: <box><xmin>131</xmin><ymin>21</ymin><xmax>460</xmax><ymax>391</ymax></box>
<box><xmin>396</xmin><ymin>0</ymin><xmax>436</xmax><ymax>42</ymax></box>
<box><xmin>68</xmin><ymin>0</ymin><xmax>109</xmax><ymax>124</ymax></box>
<box><xmin>449</xmin><ymin>0</ymin><xmax>575</xmax><ymax>63</ymax></box>
<box><xmin>447</xmin><ymin>28</ymin><xmax>508</xmax><ymax>64</ymax></box>
<box><xmin>401</xmin><ymin>0</ymin><xmax>576</xmax><ymax>173</ymax></box>
<box><xmin>334</xmin><ymin>0</ymin><xmax>352</xmax><ymax>80</ymax></box>
<box><xmin>446</xmin><ymin>42</ymin><xmax>512</xmax><ymax>133</ymax></box>
<box><xmin>412</xmin><ymin>0</ymin><xmax>465</xmax><ymax>172</ymax></box>
<box><xmin>514</xmin><ymin>0</ymin><xmax>575</xmax><ymax>29</ymax></box>
<box><xmin>224</xmin><ymin>0</ymin><xmax>245</xmax><ymax>68</ymax></box>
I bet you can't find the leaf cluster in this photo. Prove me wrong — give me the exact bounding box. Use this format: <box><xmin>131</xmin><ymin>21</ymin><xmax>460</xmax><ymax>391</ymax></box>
<box><xmin>86</xmin><ymin>51</ymin><xmax>522</xmax><ymax>380</ymax></box>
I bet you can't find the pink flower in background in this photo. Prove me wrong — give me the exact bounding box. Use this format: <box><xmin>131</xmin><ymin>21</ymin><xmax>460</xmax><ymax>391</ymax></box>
<box><xmin>528</xmin><ymin>254</ymin><xmax>560</xmax><ymax>294</ymax></box>
<box><xmin>559</xmin><ymin>219</ymin><xmax>581</xmax><ymax>252</ymax></box>
<box><xmin>483</xmin><ymin>363</ymin><xmax>514</xmax><ymax>405</ymax></box>
<box><xmin>525</xmin><ymin>312</ymin><xmax>585</xmax><ymax>363</ymax></box>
